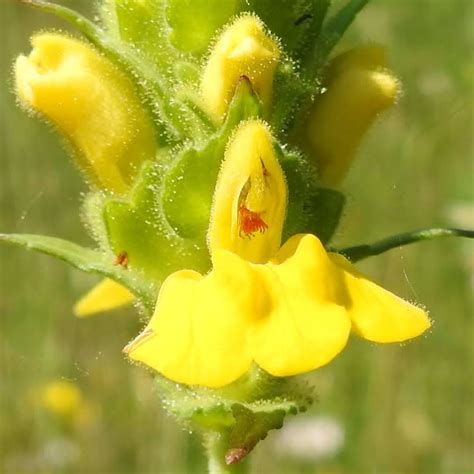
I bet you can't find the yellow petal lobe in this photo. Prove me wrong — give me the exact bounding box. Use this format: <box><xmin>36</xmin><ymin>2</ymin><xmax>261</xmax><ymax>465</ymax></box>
<box><xmin>74</xmin><ymin>278</ymin><xmax>135</xmax><ymax>317</ymax></box>
<box><xmin>306</xmin><ymin>45</ymin><xmax>400</xmax><ymax>186</ymax></box>
<box><xmin>125</xmin><ymin>266</ymin><xmax>252</xmax><ymax>388</ymax></box>
<box><xmin>209</xmin><ymin>120</ymin><xmax>287</xmax><ymax>263</ymax></box>
<box><xmin>250</xmin><ymin>235</ymin><xmax>352</xmax><ymax>376</ymax></box>
<box><xmin>330</xmin><ymin>254</ymin><xmax>431</xmax><ymax>342</ymax></box>
<box><xmin>201</xmin><ymin>15</ymin><xmax>281</xmax><ymax>123</ymax></box>
<box><xmin>15</xmin><ymin>33</ymin><xmax>156</xmax><ymax>193</ymax></box>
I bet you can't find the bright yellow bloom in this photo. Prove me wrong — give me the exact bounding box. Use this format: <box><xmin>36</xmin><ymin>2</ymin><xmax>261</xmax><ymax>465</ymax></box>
<box><xmin>125</xmin><ymin>121</ymin><xmax>430</xmax><ymax>388</ymax></box>
<box><xmin>201</xmin><ymin>15</ymin><xmax>281</xmax><ymax>123</ymax></box>
<box><xmin>74</xmin><ymin>278</ymin><xmax>134</xmax><ymax>317</ymax></box>
<box><xmin>306</xmin><ymin>45</ymin><xmax>400</xmax><ymax>187</ymax></box>
<box><xmin>15</xmin><ymin>33</ymin><xmax>156</xmax><ymax>193</ymax></box>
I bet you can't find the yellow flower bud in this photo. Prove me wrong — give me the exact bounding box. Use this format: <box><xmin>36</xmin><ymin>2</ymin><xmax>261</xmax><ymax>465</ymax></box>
<box><xmin>306</xmin><ymin>45</ymin><xmax>400</xmax><ymax>187</ymax></box>
<box><xmin>208</xmin><ymin>120</ymin><xmax>287</xmax><ymax>263</ymax></box>
<box><xmin>201</xmin><ymin>15</ymin><xmax>281</xmax><ymax>123</ymax></box>
<box><xmin>15</xmin><ymin>33</ymin><xmax>156</xmax><ymax>193</ymax></box>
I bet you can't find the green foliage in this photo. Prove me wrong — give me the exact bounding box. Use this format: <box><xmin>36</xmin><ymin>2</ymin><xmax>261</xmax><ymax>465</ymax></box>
<box><xmin>162</xmin><ymin>78</ymin><xmax>263</xmax><ymax>239</ymax></box>
<box><xmin>155</xmin><ymin>368</ymin><xmax>314</xmax><ymax>459</ymax></box>
<box><xmin>104</xmin><ymin>161</ymin><xmax>210</xmax><ymax>283</ymax></box>
<box><xmin>0</xmin><ymin>233</ymin><xmax>155</xmax><ymax>310</ymax></box>
<box><xmin>280</xmin><ymin>150</ymin><xmax>346</xmax><ymax>243</ymax></box>
<box><xmin>166</xmin><ymin>0</ymin><xmax>240</xmax><ymax>54</ymax></box>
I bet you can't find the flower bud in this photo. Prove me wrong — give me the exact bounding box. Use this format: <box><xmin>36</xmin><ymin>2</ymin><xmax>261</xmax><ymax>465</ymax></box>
<box><xmin>306</xmin><ymin>45</ymin><xmax>400</xmax><ymax>186</ymax></box>
<box><xmin>208</xmin><ymin>120</ymin><xmax>287</xmax><ymax>263</ymax></box>
<box><xmin>201</xmin><ymin>15</ymin><xmax>281</xmax><ymax>123</ymax></box>
<box><xmin>15</xmin><ymin>33</ymin><xmax>156</xmax><ymax>193</ymax></box>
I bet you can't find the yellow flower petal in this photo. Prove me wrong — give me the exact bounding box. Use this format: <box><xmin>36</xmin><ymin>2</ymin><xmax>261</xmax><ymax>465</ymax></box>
<box><xmin>305</xmin><ymin>45</ymin><xmax>400</xmax><ymax>186</ymax></box>
<box><xmin>330</xmin><ymin>253</ymin><xmax>431</xmax><ymax>342</ymax></box>
<box><xmin>201</xmin><ymin>15</ymin><xmax>281</xmax><ymax>123</ymax></box>
<box><xmin>250</xmin><ymin>235</ymin><xmax>352</xmax><ymax>376</ymax></box>
<box><xmin>15</xmin><ymin>33</ymin><xmax>156</xmax><ymax>193</ymax></box>
<box><xmin>125</xmin><ymin>265</ymin><xmax>252</xmax><ymax>388</ymax></box>
<box><xmin>208</xmin><ymin>120</ymin><xmax>287</xmax><ymax>263</ymax></box>
<box><xmin>73</xmin><ymin>278</ymin><xmax>135</xmax><ymax>317</ymax></box>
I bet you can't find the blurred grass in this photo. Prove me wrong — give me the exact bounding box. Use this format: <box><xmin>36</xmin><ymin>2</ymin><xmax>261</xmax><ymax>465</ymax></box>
<box><xmin>0</xmin><ymin>1</ymin><xmax>473</xmax><ymax>473</ymax></box>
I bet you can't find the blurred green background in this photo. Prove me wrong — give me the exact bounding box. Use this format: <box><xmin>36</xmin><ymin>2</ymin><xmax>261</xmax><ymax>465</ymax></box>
<box><xmin>1</xmin><ymin>1</ymin><xmax>473</xmax><ymax>473</ymax></box>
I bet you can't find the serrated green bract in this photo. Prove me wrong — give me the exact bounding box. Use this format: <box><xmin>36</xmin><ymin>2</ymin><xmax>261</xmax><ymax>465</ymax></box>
<box><xmin>162</xmin><ymin>78</ymin><xmax>263</xmax><ymax>239</ymax></box>
<box><xmin>155</xmin><ymin>367</ymin><xmax>314</xmax><ymax>459</ymax></box>
<box><xmin>104</xmin><ymin>161</ymin><xmax>210</xmax><ymax>284</ymax></box>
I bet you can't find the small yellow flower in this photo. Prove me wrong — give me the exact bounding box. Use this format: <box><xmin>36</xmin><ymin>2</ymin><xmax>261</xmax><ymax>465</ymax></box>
<box><xmin>15</xmin><ymin>33</ymin><xmax>156</xmax><ymax>193</ymax></box>
<box><xmin>305</xmin><ymin>45</ymin><xmax>400</xmax><ymax>186</ymax></box>
<box><xmin>74</xmin><ymin>278</ymin><xmax>135</xmax><ymax>318</ymax></box>
<box><xmin>40</xmin><ymin>380</ymin><xmax>83</xmax><ymax>418</ymax></box>
<box><xmin>125</xmin><ymin>121</ymin><xmax>430</xmax><ymax>388</ymax></box>
<box><xmin>201</xmin><ymin>15</ymin><xmax>281</xmax><ymax>123</ymax></box>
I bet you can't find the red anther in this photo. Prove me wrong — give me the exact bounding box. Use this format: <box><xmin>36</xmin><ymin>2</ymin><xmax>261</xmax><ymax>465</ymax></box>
<box><xmin>239</xmin><ymin>205</ymin><xmax>268</xmax><ymax>237</ymax></box>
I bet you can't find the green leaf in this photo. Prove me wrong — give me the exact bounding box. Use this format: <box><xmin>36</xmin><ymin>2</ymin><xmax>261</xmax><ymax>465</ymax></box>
<box><xmin>162</xmin><ymin>78</ymin><xmax>264</xmax><ymax>239</ymax></box>
<box><xmin>103</xmin><ymin>0</ymin><xmax>176</xmax><ymax>73</ymax></box>
<box><xmin>249</xmin><ymin>0</ymin><xmax>330</xmax><ymax>60</ymax></box>
<box><xmin>305</xmin><ymin>0</ymin><xmax>371</xmax><ymax>78</ymax></box>
<box><xmin>335</xmin><ymin>227</ymin><xmax>474</xmax><ymax>262</ymax></box>
<box><xmin>280</xmin><ymin>151</ymin><xmax>345</xmax><ymax>244</ymax></box>
<box><xmin>104</xmin><ymin>161</ymin><xmax>210</xmax><ymax>284</ymax></box>
<box><xmin>0</xmin><ymin>233</ymin><xmax>155</xmax><ymax>310</ymax></box>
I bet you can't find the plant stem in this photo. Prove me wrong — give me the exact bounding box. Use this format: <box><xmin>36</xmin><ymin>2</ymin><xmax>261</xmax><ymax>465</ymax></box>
<box><xmin>204</xmin><ymin>432</ymin><xmax>249</xmax><ymax>474</ymax></box>
<box><xmin>335</xmin><ymin>227</ymin><xmax>474</xmax><ymax>262</ymax></box>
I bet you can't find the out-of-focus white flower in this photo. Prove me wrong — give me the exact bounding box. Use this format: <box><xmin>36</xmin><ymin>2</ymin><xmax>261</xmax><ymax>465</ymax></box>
<box><xmin>273</xmin><ymin>415</ymin><xmax>345</xmax><ymax>460</ymax></box>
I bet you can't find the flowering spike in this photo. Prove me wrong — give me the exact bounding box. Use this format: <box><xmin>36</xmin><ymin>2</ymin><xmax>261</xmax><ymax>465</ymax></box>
<box><xmin>15</xmin><ymin>33</ymin><xmax>156</xmax><ymax>193</ymax></box>
<box><xmin>305</xmin><ymin>45</ymin><xmax>400</xmax><ymax>186</ymax></box>
<box><xmin>208</xmin><ymin>120</ymin><xmax>287</xmax><ymax>263</ymax></box>
<box><xmin>201</xmin><ymin>15</ymin><xmax>281</xmax><ymax>123</ymax></box>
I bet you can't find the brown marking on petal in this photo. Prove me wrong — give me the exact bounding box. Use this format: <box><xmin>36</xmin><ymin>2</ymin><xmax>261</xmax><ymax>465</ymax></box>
<box><xmin>225</xmin><ymin>447</ymin><xmax>250</xmax><ymax>465</ymax></box>
<box><xmin>260</xmin><ymin>157</ymin><xmax>269</xmax><ymax>177</ymax></box>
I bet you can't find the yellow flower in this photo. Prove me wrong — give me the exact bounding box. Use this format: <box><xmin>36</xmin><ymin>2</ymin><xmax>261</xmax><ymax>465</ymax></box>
<box><xmin>38</xmin><ymin>380</ymin><xmax>95</xmax><ymax>427</ymax></box>
<box><xmin>305</xmin><ymin>45</ymin><xmax>400</xmax><ymax>187</ymax></box>
<box><xmin>15</xmin><ymin>33</ymin><xmax>156</xmax><ymax>193</ymax></box>
<box><xmin>74</xmin><ymin>278</ymin><xmax>135</xmax><ymax>318</ymax></box>
<box><xmin>201</xmin><ymin>15</ymin><xmax>281</xmax><ymax>123</ymax></box>
<box><xmin>125</xmin><ymin>120</ymin><xmax>430</xmax><ymax>388</ymax></box>
<box><xmin>40</xmin><ymin>380</ymin><xmax>83</xmax><ymax>418</ymax></box>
